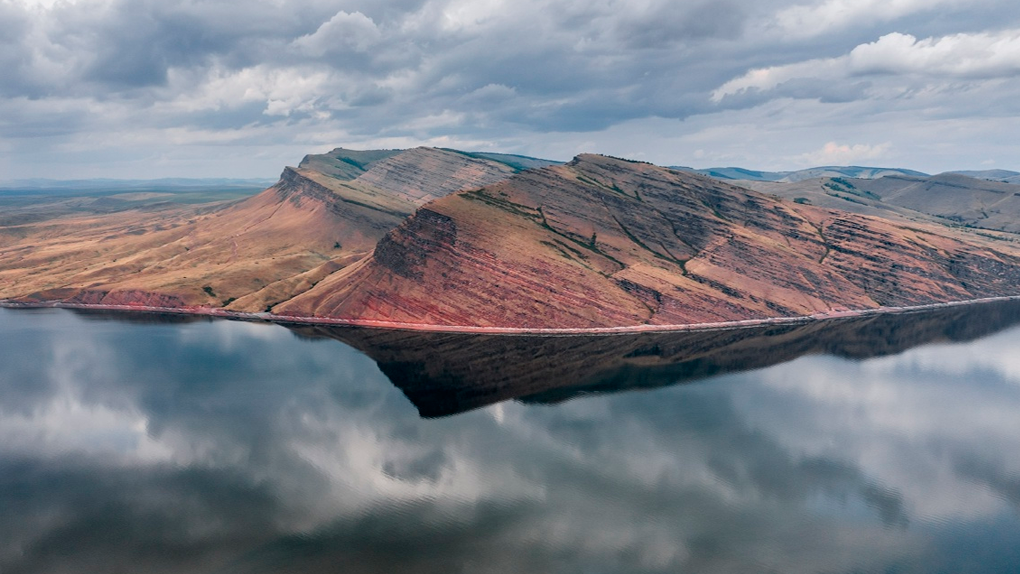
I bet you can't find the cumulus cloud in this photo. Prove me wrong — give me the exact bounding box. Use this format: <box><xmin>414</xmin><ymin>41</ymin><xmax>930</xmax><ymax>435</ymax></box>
<box><xmin>293</xmin><ymin>10</ymin><xmax>382</xmax><ymax>56</ymax></box>
<box><xmin>850</xmin><ymin>30</ymin><xmax>1020</xmax><ymax>77</ymax></box>
<box><xmin>0</xmin><ymin>0</ymin><xmax>1018</xmax><ymax>177</ymax></box>
<box><xmin>713</xmin><ymin>28</ymin><xmax>1020</xmax><ymax>103</ymax></box>
<box><xmin>797</xmin><ymin>141</ymin><xmax>892</xmax><ymax>166</ymax></box>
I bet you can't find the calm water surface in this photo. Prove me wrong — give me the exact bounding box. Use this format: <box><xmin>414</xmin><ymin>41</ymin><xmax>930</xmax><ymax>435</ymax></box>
<box><xmin>1</xmin><ymin>307</ymin><xmax>1019</xmax><ymax>573</ymax></box>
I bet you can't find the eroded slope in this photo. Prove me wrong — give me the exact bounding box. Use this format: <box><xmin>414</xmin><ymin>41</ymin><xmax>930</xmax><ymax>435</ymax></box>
<box><xmin>278</xmin><ymin>155</ymin><xmax>1020</xmax><ymax>328</ymax></box>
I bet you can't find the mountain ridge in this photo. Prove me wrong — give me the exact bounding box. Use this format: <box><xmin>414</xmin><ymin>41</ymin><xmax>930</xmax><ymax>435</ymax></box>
<box><xmin>274</xmin><ymin>153</ymin><xmax>1020</xmax><ymax>328</ymax></box>
<box><xmin>4</xmin><ymin>148</ymin><xmax>1020</xmax><ymax>331</ymax></box>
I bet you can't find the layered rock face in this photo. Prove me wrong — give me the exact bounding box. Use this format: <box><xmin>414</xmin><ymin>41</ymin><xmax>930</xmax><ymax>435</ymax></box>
<box><xmin>278</xmin><ymin>155</ymin><xmax>1020</xmax><ymax>328</ymax></box>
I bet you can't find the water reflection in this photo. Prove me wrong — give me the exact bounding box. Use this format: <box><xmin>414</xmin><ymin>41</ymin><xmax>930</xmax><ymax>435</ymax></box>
<box><xmin>297</xmin><ymin>299</ymin><xmax>1020</xmax><ymax>417</ymax></box>
<box><xmin>1</xmin><ymin>305</ymin><xmax>1019</xmax><ymax>573</ymax></box>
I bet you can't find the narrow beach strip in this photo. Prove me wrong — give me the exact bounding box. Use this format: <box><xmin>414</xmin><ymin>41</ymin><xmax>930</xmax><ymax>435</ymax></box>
<box><xmin>4</xmin><ymin>295</ymin><xmax>1020</xmax><ymax>336</ymax></box>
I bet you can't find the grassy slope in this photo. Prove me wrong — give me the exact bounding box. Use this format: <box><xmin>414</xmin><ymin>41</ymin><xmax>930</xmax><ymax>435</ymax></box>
<box><xmin>0</xmin><ymin>147</ymin><xmax>531</xmax><ymax>311</ymax></box>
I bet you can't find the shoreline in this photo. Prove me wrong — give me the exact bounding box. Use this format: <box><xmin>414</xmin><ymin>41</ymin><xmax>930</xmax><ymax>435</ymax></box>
<box><xmin>4</xmin><ymin>295</ymin><xmax>1020</xmax><ymax>336</ymax></box>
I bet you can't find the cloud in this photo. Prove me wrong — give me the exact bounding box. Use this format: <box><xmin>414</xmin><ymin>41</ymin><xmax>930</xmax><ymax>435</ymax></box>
<box><xmin>771</xmin><ymin>0</ymin><xmax>975</xmax><ymax>38</ymax></box>
<box><xmin>850</xmin><ymin>30</ymin><xmax>1020</xmax><ymax>77</ymax></box>
<box><xmin>797</xmin><ymin>141</ymin><xmax>892</xmax><ymax>166</ymax></box>
<box><xmin>712</xmin><ymin>29</ymin><xmax>1020</xmax><ymax>103</ymax></box>
<box><xmin>293</xmin><ymin>10</ymin><xmax>382</xmax><ymax>56</ymax></box>
<box><xmin>0</xmin><ymin>0</ymin><xmax>1019</xmax><ymax>177</ymax></box>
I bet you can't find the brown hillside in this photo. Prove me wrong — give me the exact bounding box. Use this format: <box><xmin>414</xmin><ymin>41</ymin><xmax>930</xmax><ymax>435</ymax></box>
<box><xmin>277</xmin><ymin>155</ymin><xmax>1020</xmax><ymax>328</ymax></box>
<box><xmin>0</xmin><ymin>147</ymin><xmax>523</xmax><ymax>311</ymax></box>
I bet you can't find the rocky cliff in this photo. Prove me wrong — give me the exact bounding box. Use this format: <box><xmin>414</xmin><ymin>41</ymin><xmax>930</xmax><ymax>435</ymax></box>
<box><xmin>277</xmin><ymin>154</ymin><xmax>1020</xmax><ymax>328</ymax></box>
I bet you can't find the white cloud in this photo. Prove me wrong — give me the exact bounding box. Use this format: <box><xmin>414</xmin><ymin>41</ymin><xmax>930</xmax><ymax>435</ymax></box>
<box><xmin>713</xmin><ymin>29</ymin><xmax>1020</xmax><ymax>103</ymax></box>
<box><xmin>772</xmin><ymin>0</ymin><xmax>973</xmax><ymax>38</ymax></box>
<box><xmin>849</xmin><ymin>30</ymin><xmax>1020</xmax><ymax>77</ymax></box>
<box><xmin>292</xmin><ymin>10</ymin><xmax>382</xmax><ymax>56</ymax></box>
<box><xmin>797</xmin><ymin>141</ymin><xmax>891</xmax><ymax>166</ymax></box>
<box><xmin>440</xmin><ymin>0</ymin><xmax>509</xmax><ymax>31</ymax></box>
<box><xmin>711</xmin><ymin>58</ymin><xmax>842</xmax><ymax>102</ymax></box>
<box><xmin>159</xmin><ymin>64</ymin><xmax>335</xmax><ymax>117</ymax></box>
<box><xmin>7</xmin><ymin>0</ymin><xmax>109</xmax><ymax>9</ymax></box>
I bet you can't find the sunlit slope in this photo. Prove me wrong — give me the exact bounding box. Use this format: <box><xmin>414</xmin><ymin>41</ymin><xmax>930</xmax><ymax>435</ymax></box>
<box><xmin>0</xmin><ymin>147</ymin><xmax>523</xmax><ymax>310</ymax></box>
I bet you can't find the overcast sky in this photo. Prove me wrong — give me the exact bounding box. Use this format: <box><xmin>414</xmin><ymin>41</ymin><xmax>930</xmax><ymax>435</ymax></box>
<box><xmin>2</xmin><ymin>0</ymin><xmax>1019</xmax><ymax>179</ymax></box>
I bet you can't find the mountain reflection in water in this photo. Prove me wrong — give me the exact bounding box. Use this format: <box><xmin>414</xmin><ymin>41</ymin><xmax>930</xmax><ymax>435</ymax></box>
<box><xmin>1</xmin><ymin>302</ymin><xmax>1019</xmax><ymax>573</ymax></box>
<box><xmin>294</xmin><ymin>299</ymin><xmax>1020</xmax><ymax>417</ymax></box>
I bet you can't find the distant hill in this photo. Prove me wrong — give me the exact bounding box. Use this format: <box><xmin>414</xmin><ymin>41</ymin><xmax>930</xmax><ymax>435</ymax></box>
<box><xmin>440</xmin><ymin>150</ymin><xmax>563</xmax><ymax>172</ymax></box>
<box><xmin>0</xmin><ymin>177</ymin><xmax>279</xmax><ymax>190</ymax></box>
<box><xmin>671</xmin><ymin>165</ymin><xmax>930</xmax><ymax>182</ymax></box>
<box><xmin>746</xmin><ymin>172</ymin><xmax>1020</xmax><ymax>234</ymax></box>
<box><xmin>847</xmin><ymin>174</ymin><xmax>1020</xmax><ymax>233</ymax></box>
<box><xmin>947</xmin><ymin>170</ymin><xmax>1020</xmax><ymax>184</ymax></box>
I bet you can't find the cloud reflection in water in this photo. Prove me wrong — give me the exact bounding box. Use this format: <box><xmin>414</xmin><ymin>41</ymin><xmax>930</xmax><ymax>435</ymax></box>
<box><xmin>0</xmin><ymin>307</ymin><xmax>1018</xmax><ymax>573</ymax></box>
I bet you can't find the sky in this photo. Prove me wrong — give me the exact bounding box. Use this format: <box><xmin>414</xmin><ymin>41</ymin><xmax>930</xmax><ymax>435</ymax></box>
<box><xmin>1</xmin><ymin>0</ymin><xmax>1019</xmax><ymax>179</ymax></box>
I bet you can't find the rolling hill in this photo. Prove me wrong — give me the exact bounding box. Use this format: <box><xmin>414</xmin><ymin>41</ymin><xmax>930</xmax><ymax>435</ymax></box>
<box><xmin>745</xmin><ymin>172</ymin><xmax>1020</xmax><ymax>234</ymax></box>
<box><xmin>0</xmin><ymin>147</ymin><xmax>526</xmax><ymax>311</ymax></box>
<box><xmin>671</xmin><ymin>165</ymin><xmax>929</xmax><ymax>183</ymax></box>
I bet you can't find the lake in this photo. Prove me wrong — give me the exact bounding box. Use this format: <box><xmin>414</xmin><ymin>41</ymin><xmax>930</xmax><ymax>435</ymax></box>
<box><xmin>2</xmin><ymin>304</ymin><xmax>1020</xmax><ymax>573</ymax></box>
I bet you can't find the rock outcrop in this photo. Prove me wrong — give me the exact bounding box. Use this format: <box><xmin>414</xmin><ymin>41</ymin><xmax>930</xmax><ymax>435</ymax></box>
<box><xmin>277</xmin><ymin>154</ymin><xmax>1020</xmax><ymax>328</ymax></box>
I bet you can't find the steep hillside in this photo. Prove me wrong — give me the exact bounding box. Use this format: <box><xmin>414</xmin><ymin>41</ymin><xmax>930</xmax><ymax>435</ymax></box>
<box><xmin>276</xmin><ymin>155</ymin><xmax>1020</xmax><ymax>328</ymax></box>
<box><xmin>0</xmin><ymin>147</ymin><xmax>525</xmax><ymax>311</ymax></box>
<box><xmin>296</xmin><ymin>148</ymin><xmax>401</xmax><ymax>180</ymax></box>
